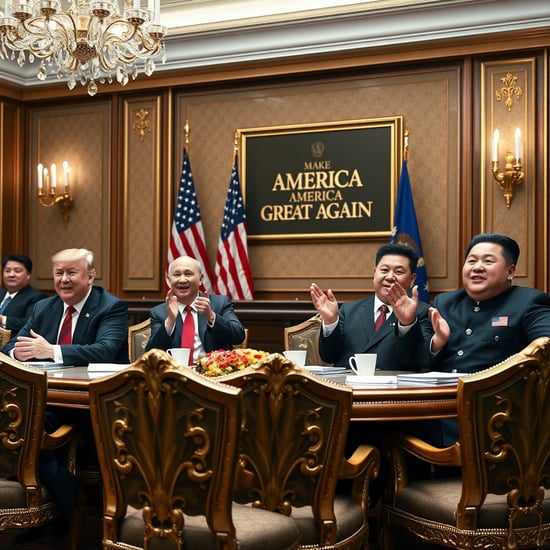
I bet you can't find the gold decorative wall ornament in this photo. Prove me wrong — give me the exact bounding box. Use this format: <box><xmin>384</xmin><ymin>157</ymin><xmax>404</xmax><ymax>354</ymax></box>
<box><xmin>495</xmin><ymin>72</ymin><xmax>523</xmax><ymax>112</ymax></box>
<box><xmin>37</xmin><ymin>161</ymin><xmax>73</xmax><ymax>224</ymax></box>
<box><xmin>0</xmin><ymin>0</ymin><xmax>167</xmax><ymax>97</ymax></box>
<box><xmin>133</xmin><ymin>108</ymin><xmax>151</xmax><ymax>142</ymax></box>
<box><xmin>491</xmin><ymin>129</ymin><xmax>524</xmax><ymax>208</ymax></box>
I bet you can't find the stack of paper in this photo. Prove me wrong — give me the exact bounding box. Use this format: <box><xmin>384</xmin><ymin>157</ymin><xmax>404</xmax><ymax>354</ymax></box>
<box><xmin>396</xmin><ymin>371</ymin><xmax>462</xmax><ymax>386</ymax></box>
<box><xmin>304</xmin><ymin>366</ymin><xmax>348</xmax><ymax>376</ymax></box>
<box><xmin>87</xmin><ymin>363</ymin><xmax>130</xmax><ymax>379</ymax></box>
<box><xmin>345</xmin><ymin>375</ymin><xmax>398</xmax><ymax>387</ymax></box>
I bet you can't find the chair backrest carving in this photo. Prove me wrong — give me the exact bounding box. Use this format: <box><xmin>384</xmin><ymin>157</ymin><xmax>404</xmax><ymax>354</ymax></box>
<box><xmin>457</xmin><ymin>336</ymin><xmax>550</xmax><ymax>541</ymax></box>
<box><xmin>89</xmin><ymin>349</ymin><xmax>243</xmax><ymax>549</ymax></box>
<box><xmin>223</xmin><ymin>353</ymin><xmax>352</xmax><ymax>544</ymax></box>
<box><xmin>127</xmin><ymin>318</ymin><xmax>151</xmax><ymax>363</ymax></box>
<box><xmin>0</xmin><ymin>353</ymin><xmax>47</xmax><ymax>508</ymax></box>
<box><xmin>284</xmin><ymin>314</ymin><xmax>332</xmax><ymax>367</ymax></box>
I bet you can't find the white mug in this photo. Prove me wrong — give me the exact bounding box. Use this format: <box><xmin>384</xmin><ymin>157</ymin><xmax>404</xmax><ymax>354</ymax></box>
<box><xmin>167</xmin><ymin>348</ymin><xmax>191</xmax><ymax>365</ymax></box>
<box><xmin>348</xmin><ymin>353</ymin><xmax>377</xmax><ymax>376</ymax></box>
<box><xmin>283</xmin><ymin>350</ymin><xmax>307</xmax><ymax>368</ymax></box>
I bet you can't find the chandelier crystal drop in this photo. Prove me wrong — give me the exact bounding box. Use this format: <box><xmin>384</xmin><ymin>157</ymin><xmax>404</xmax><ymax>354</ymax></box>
<box><xmin>0</xmin><ymin>0</ymin><xmax>167</xmax><ymax>96</ymax></box>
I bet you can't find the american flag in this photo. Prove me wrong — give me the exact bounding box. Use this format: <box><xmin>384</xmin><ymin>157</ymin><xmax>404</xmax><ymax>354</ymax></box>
<box><xmin>214</xmin><ymin>153</ymin><xmax>254</xmax><ymax>300</ymax></box>
<box><xmin>165</xmin><ymin>147</ymin><xmax>214</xmax><ymax>292</ymax></box>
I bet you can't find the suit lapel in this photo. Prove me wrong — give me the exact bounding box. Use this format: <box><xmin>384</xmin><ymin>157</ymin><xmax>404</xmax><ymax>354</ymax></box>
<box><xmin>72</xmin><ymin>288</ymin><xmax>98</xmax><ymax>343</ymax></box>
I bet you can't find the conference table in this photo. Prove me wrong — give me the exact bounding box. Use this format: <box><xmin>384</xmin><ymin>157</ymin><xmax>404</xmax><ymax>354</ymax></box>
<box><xmin>46</xmin><ymin>366</ymin><xmax>459</xmax><ymax>422</ymax></box>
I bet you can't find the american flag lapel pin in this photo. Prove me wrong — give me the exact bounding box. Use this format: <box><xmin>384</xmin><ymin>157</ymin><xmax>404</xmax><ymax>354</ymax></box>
<box><xmin>491</xmin><ymin>316</ymin><xmax>508</xmax><ymax>327</ymax></box>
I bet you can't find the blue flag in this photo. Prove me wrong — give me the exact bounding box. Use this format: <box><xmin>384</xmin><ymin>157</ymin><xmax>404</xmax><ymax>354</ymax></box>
<box><xmin>391</xmin><ymin>160</ymin><xmax>430</xmax><ymax>303</ymax></box>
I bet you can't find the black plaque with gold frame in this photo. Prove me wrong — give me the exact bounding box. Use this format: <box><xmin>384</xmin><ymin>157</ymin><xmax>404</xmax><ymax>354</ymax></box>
<box><xmin>240</xmin><ymin>116</ymin><xmax>403</xmax><ymax>242</ymax></box>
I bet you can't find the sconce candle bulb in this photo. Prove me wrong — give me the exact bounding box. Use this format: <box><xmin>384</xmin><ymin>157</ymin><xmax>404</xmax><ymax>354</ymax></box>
<box><xmin>490</xmin><ymin>128</ymin><xmax>524</xmax><ymax>209</ymax></box>
<box><xmin>37</xmin><ymin>161</ymin><xmax>74</xmax><ymax>224</ymax></box>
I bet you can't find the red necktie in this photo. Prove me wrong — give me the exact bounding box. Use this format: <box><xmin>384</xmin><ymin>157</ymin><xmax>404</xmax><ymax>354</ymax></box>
<box><xmin>374</xmin><ymin>304</ymin><xmax>389</xmax><ymax>332</ymax></box>
<box><xmin>58</xmin><ymin>305</ymin><xmax>75</xmax><ymax>345</ymax></box>
<box><xmin>181</xmin><ymin>305</ymin><xmax>195</xmax><ymax>365</ymax></box>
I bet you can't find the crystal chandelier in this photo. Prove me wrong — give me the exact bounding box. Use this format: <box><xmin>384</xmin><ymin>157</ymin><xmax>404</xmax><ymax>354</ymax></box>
<box><xmin>0</xmin><ymin>0</ymin><xmax>167</xmax><ymax>96</ymax></box>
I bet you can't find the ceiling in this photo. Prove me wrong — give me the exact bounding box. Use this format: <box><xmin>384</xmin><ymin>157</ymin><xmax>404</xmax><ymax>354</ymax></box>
<box><xmin>1</xmin><ymin>0</ymin><xmax>549</xmax><ymax>90</ymax></box>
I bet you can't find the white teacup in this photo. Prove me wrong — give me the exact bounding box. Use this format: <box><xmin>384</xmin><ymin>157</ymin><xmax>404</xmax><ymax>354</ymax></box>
<box><xmin>283</xmin><ymin>350</ymin><xmax>307</xmax><ymax>368</ymax></box>
<box><xmin>167</xmin><ymin>348</ymin><xmax>191</xmax><ymax>365</ymax></box>
<box><xmin>348</xmin><ymin>353</ymin><xmax>377</xmax><ymax>376</ymax></box>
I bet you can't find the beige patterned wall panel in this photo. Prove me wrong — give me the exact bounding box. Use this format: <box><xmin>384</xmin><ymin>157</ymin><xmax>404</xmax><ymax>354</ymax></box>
<box><xmin>122</xmin><ymin>97</ymin><xmax>162</xmax><ymax>292</ymax></box>
<box><xmin>29</xmin><ymin>104</ymin><xmax>111</xmax><ymax>290</ymax></box>
<box><xmin>177</xmin><ymin>68</ymin><xmax>459</xmax><ymax>296</ymax></box>
<box><xmin>481</xmin><ymin>59</ymin><xmax>536</xmax><ymax>285</ymax></box>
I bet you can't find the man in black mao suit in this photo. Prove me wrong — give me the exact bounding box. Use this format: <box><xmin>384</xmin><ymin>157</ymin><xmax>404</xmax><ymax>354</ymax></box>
<box><xmin>3</xmin><ymin>248</ymin><xmax>129</xmax><ymax>531</ymax></box>
<box><xmin>310</xmin><ymin>243</ymin><xmax>431</xmax><ymax>371</ymax></box>
<box><xmin>0</xmin><ymin>254</ymin><xmax>46</xmax><ymax>334</ymax></box>
<box><xmin>146</xmin><ymin>255</ymin><xmax>245</xmax><ymax>362</ymax></box>
<box><xmin>418</xmin><ymin>233</ymin><xmax>550</xmax><ymax>445</ymax></box>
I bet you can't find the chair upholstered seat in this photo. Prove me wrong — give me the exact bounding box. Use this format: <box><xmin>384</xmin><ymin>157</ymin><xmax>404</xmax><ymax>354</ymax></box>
<box><xmin>119</xmin><ymin>504</ymin><xmax>300</xmax><ymax>550</ymax></box>
<box><xmin>380</xmin><ymin>337</ymin><xmax>550</xmax><ymax>550</ymax></box>
<box><xmin>291</xmin><ymin>497</ymin><xmax>368</xmax><ymax>547</ymax></box>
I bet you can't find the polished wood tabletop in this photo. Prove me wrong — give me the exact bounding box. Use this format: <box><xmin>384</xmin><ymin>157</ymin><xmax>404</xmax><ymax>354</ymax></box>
<box><xmin>46</xmin><ymin>366</ymin><xmax>458</xmax><ymax>421</ymax></box>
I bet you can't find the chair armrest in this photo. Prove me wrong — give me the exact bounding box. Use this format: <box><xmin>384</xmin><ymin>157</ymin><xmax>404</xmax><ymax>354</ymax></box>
<box><xmin>42</xmin><ymin>423</ymin><xmax>77</xmax><ymax>451</ymax></box>
<box><xmin>386</xmin><ymin>432</ymin><xmax>461</xmax><ymax>466</ymax></box>
<box><xmin>338</xmin><ymin>444</ymin><xmax>381</xmax><ymax>512</ymax></box>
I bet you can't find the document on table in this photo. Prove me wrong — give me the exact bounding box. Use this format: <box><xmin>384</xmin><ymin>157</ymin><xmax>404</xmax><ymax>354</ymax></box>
<box><xmin>345</xmin><ymin>375</ymin><xmax>398</xmax><ymax>387</ymax></box>
<box><xmin>396</xmin><ymin>371</ymin><xmax>463</xmax><ymax>386</ymax></box>
<box><xmin>24</xmin><ymin>361</ymin><xmax>71</xmax><ymax>370</ymax></box>
<box><xmin>87</xmin><ymin>363</ymin><xmax>131</xmax><ymax>379</ymax></box>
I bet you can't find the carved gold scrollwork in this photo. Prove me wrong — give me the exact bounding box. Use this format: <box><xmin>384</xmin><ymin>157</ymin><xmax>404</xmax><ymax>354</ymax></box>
<box><xmin>132</xmin><ymin>108</ymin><xmax>152</xmax><ymax>142</ymax></box>
<box><xmin>0</xmin><ymin>387</ymin><xmax>23</xmax><ymax>450</ymax></box>
<box><xmin>495</xmin><ymin>72</ymin><xmax>523</xmax><ymax>112</ymax></box>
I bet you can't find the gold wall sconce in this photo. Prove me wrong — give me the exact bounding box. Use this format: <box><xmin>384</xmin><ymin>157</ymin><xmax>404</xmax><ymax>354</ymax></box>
<box><xmin>491</xmin><ymin>128</ymin><xmax>524</xmax><ymax>208</ymax></box>
<box><xmin>37</xmin><ymin>161</ymin><xmax>73</xmax><ymax>224</ymax></box>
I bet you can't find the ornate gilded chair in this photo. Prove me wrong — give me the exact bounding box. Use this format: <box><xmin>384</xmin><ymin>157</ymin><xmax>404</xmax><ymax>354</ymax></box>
<box><xmin>89</xmin><ymin>349</ymin><xmax>300</xmax><ymax>550</ymax></box>
<box><xmin>127</xmin><ymin>318</ymin><xmax>151</xmax><ymax>362</ymax></box>
<box><xmin>233</xmin><ymin>328</ymin><xmax>249</xmax><ymax>349</ymax></box>
<box><xmin>380</xmin><ymin>337</ymin><xmax>550</xmax><ymax>550</ymax></box>
<box><xmin>223</xmin><ymin>352</ymin><xmax>380</xmax><ymax>549</ymax></box>
<box><xmin>0</xmin><ymin>353</ymin><xmax>79</xmax><ymax>545</ymax></box>
<box><xmin>284</xmin><ymin>314</ymin><xmax>333</xmax><ymax>366</ymax></box>
<box><xmin>0</xmin><ymin>326</ymin><xmax>11</xmax><ymax>348</ymax></box>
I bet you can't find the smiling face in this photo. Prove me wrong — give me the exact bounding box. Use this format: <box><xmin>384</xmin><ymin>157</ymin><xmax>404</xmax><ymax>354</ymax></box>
<box><xmin>462</xmin><ymin>242</ymin><xmax>515</xmax><ymax>302</ymax></box>
<box><xmin>53</xmin><ymin>257</ymin><xmax>95</xmax><ymax>306</ymax></box>
<box><xmin>168</xmin><ymin>256</ymin><xmax>203</xmax><ymax>305</ymax></box>
<box><xmin>3</xmin><ymin>260</ymin><xmax>31</xmax><ymax>293</ymax></box>
<box><xmin>373</xmin><ymin>253</ymin><xmax>416</xmax><ymax>303</ymax></box>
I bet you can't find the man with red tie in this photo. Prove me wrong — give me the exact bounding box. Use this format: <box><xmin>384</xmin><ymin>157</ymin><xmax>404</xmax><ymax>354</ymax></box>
<box><xmin>2</xmin><ymin>248</ymin><xmax>129</xmax><ymax>540</ymax></box>
<box><xmin>310</xmin><ymin>243</ymin><xmax>431</xmax><ymax>370</ymax></box>
<box><xmin>146</xmin><ymin>255</ymin><xmax>245</xmax><ymax>364</ymax></box>
<box><xmin>4</xmin><ymin>248</ymin><xmax>128</xmax><ymax>365</ymax></box>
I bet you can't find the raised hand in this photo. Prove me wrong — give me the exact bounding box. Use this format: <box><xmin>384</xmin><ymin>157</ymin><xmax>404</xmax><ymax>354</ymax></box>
<box><xmin>310</xmin><ymin>282</ymin><xmax>339</xmax><ymax>324</ymax></box>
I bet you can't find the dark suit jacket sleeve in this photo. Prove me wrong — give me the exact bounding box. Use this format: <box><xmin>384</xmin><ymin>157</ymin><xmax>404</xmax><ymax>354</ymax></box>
<box><xmin>145</xmin><ymin>304</ymin><xmax>173</xmax><ymax>351</ymax></box>
<box><xmin>4</xmin><ymin>286</ymin><xmax>47</xmax><ymax>332</ymax></box>
<box><xmin>202</xmin><ymin>295</ymin><xmax>245</xmax><ymax>352</ymax></box>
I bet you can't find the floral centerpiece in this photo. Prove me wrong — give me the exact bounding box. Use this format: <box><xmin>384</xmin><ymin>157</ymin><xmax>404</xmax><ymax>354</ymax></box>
<box><xmin>195</xmin><ymin>348</ymin><xmax>269</xmax><ymax>377</ymax></box>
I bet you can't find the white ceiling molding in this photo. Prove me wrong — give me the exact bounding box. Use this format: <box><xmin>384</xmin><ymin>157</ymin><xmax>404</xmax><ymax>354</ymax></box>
<box><xmin>1</xmin><ymin>0</ymin><xmax>549</xmax><ymax>88</ymax></box>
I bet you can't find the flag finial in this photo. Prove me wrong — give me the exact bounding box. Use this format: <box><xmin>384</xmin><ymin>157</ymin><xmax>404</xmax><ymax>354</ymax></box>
<box><xmin>233</xmin><ymin>131</ymin><xmax>239</xmax><ymax>163</ymax></box>
<box><xmin>404</xmin><ymin>128</ymin><xmax>409</xmax><ymax>162</ymax></box>
<box><xmin>184</xmin><ymin>120</ymin><xmax>190</xmax><ymax>148</ymax></box>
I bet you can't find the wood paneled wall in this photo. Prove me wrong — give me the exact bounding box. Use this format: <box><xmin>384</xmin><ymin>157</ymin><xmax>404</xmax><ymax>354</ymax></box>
<box><xmin>0</xmin><ymin>33</ymin><xmax>548</xmax><ymax>306</ymax></box>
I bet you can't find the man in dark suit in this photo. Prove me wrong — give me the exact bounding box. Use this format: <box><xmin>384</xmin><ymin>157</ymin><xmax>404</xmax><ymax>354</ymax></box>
<box><xmin>418</xmin><ymin>233</ymin><xmax>550</xmax><ymax>445</ymax></box>
<box><xmin>0</xmin><ymin>254</ymin><xmax>46</xmax><ymax>333</ymax></box>
<box><xmin>4</xmin><ymin>248</ymin><xmax>129</xmax><ymax>365</ymax></box>
<box><xmin>3</xmin><ymin>248</ymin><xmax>129</xmax><ymax>529</ymax></box>
<box><xmin>310</xmin><ymin>243</ymin><xmax>431</xmax><ymax>370</ymax></box>
<box><xmin>146</xmin><ymin>255</ymin><xmax>245</xmax><ymax>363</ymax></box>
